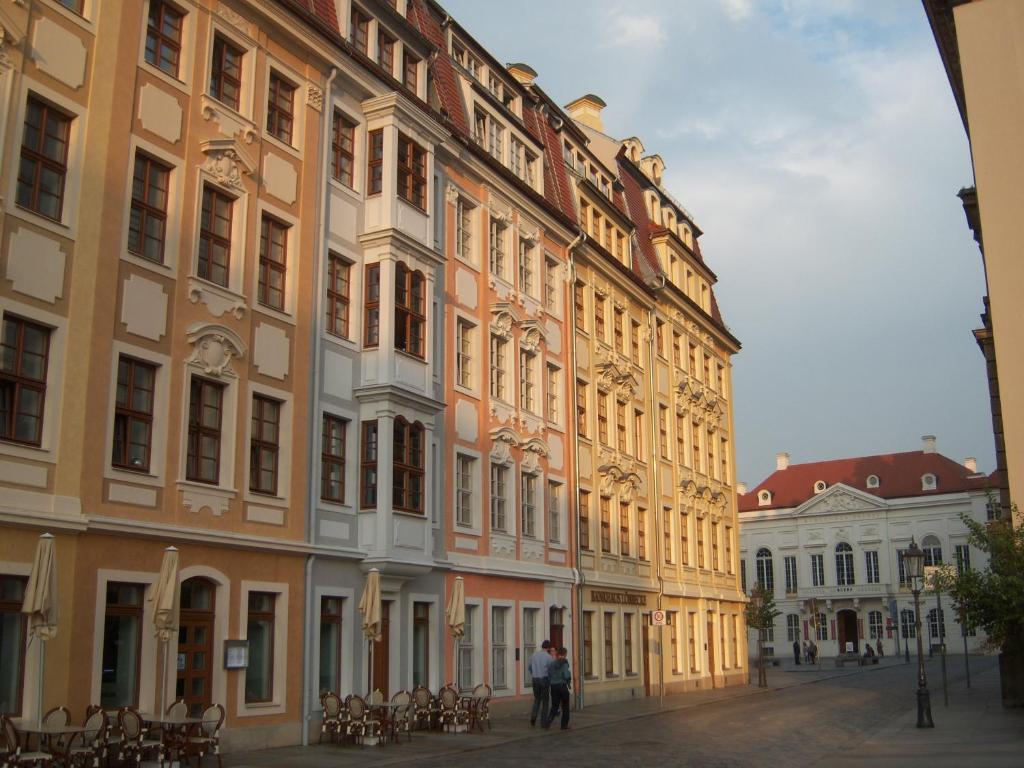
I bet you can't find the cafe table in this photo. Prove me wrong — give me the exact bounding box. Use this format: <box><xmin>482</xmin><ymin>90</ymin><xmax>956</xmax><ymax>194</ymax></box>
<box><xmin>11</xmin><ymin>718</ymin><xmax>89</xmax><ymax>754</ymax></box>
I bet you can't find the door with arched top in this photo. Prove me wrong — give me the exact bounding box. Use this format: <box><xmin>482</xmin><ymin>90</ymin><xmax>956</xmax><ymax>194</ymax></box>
<box><xmin>177</xmin><ymin>577</ymin><xmax>215</xmax><ymax>716</ymax></box>
<box><xmin>836</xmin><ymin>609</ymin><xmax>858</xmax><ymax>654</ymax></box>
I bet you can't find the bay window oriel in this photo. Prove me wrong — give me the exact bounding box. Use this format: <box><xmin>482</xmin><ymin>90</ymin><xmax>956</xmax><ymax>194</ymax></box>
<box><xmin>392</xmin><ymin>417</ymin><xmax>424</xmax><ymax>514</ymax></box>
<box><xmin>394</xmin><ymin>263</ymin><xmax>425</xmax><ymax>358</ymax></box>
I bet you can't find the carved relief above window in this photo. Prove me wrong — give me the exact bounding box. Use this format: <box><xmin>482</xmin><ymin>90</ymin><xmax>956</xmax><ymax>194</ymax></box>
<box><xmin>489</xmin><ymin>304</ymin><xmax>516</xmax><ymax>341</ymax></box>
<box><xmin>518</xmin><ymin>319</ymin><xmax>546</xmax><ymax>354</ymax></box>
<box><xmin>597</xmin><ymin>464</ymin><xmax>643</xmax><ymax>503</ymax></box>
<box><xmin>186</xmin><ymin>322</ymin><xmax>247</xmax><ymax>378</ymax></box>
<box><xmin>520</xmin><ymin>437</ymin><xmax>548</xmax><ymax>475</ymax></box>
<box><xmin>199</xmin><ymin>138</ymin><xmax>256</xmax><ymax>190</ymax></box>
<box><xmin>489</xmin><ymin>427</ymin><xmax>518</xmax><ymax>466</ymax></box>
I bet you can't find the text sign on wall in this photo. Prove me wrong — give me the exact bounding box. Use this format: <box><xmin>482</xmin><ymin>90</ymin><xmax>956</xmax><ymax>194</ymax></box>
<box><xmin>590</xmin><ymin>590</ymin><xmax>647</xmax><ymax>606</ymax></box>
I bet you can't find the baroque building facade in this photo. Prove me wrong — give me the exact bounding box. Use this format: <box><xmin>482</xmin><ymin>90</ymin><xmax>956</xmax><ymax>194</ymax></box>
<box><xmin>738</xmin><ymin>439</ymin><xmax>991</xmax><ymax>660</ymax></box>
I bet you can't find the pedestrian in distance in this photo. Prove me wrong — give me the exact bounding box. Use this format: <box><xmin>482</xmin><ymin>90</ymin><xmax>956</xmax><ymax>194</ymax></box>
<box><xmin>529</xmin><ymin>640</ymin><xmax>554</xmax><ymax>726</ymax></box>
<box><xmin>803</xmin><ymin>640</ymin><xmax>810</xmax><ymax>664</ymax></box>
<box><xmin>793</xmin><ymin>639</ymin><xmax>801</xmax><ymax>665</ymax></box>
<box><xmin>876</xmin><ymin>639</ymin><xmax>884</xmax><ymax>658</ymax></box>
<box><xmin>810</xmin><ymin>640</ymin><xmax>818</xmax><ymax>664</ymax></box>
<box><xmin>543</xmin><ymin>646</ymin><xmax>572</xmax><ymax>731</ymax></box>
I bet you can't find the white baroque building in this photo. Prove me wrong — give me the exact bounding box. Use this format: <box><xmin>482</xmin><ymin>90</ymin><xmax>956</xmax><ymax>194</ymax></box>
<box><xmin>738</xmin><ymin>437</ymin><xmax>994</xmax><ymax>659</ymax></box>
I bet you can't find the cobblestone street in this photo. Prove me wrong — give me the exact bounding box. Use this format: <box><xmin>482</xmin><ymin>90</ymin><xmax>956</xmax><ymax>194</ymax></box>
<box><xmin>227</xmin><ymin>654</ymin><xmax>1023</xmax><ymax>767</ymax></box>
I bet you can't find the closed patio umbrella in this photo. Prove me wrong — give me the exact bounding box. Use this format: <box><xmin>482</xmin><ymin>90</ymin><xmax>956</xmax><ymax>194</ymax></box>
<box><xmin>446</xmin><ymin>577</ymin><xmax>465</xmax><ymax>688</ymax></box>
<box><xmin>150</xmin><ymin>546</ymin><xmax>179</xmax><ymax>711</ymax></box>
<box><xmin>359</xmin><ymin>569</ymin><xmax>381</xmax><ymax>695</ymax></box>
<box><xmin>21</xmin><ymin>532</ymin><xmax>57</xmax><ymax>722</ymax></box>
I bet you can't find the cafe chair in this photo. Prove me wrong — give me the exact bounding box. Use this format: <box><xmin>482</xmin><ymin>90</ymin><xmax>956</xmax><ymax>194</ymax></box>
<box><xmin>1</xmin><ymin>716</ymin><xmax>54</xmax><ymax>767</ymax></box>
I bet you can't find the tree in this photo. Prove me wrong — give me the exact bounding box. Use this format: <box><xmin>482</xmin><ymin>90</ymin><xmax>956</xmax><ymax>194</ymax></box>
<box><xmin>745</xmin><ymin>582</ymin><xmax>781</xmax><ymax>688</ymax></box>
<box><xmin>949</xmin><ymin>508</ymin><xmax>1024</xmax><ymax>706</ymax></box>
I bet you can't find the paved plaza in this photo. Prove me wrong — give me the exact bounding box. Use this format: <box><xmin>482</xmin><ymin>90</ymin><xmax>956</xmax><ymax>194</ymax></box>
<box><xmin>224</xmin><ymin>654</ymin><xmax>1022</xmax><ymax>767</ymax></box>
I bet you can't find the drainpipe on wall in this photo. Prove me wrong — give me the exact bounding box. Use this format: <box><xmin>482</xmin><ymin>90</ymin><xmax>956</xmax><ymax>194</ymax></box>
<box><xmin>565</xmin><ymin>227</ymin><xmax>585</xmax><ymax>710</ymax></box>
<box><xmin>644</xmin><ymin>287</ymin><xmax>666</xmax><ymax>707</ymax></box>
<box><xmin>301</xmin><ymin>65</ymin><xmax>338</xmax><ymax>748</ymax></box>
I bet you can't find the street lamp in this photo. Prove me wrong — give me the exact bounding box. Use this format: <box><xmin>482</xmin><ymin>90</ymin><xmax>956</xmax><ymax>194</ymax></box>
<box><xmin>903</xmin><ymin>538</ymin><xmax>934</xmax><ymax>728</ymax></box>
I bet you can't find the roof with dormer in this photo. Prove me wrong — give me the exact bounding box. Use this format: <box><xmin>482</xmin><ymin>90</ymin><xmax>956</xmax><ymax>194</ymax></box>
<box><xmin>738</xmin><ymin>450</ymin><xmax>993</xmax><ymax>513</ymax></box>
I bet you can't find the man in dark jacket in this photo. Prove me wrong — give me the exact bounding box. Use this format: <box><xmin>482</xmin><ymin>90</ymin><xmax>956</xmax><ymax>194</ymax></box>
<box><xmin>793</xmin><ymin>639</ymin><xmax>801</xmax><ymax>665</ymax></box>
<box><xmin>543</xmin><ymin>647</ymin><xmax>572</xmax><ymax>730</ymax></box>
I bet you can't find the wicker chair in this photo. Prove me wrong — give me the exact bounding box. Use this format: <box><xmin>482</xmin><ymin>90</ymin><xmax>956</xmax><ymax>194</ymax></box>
<box><xmin>437</xmin><ymin>686</ymin><xmax>468</xmax><ymax>733</ymax></box>
<box><xmin>319</xmin><ymin>693</ymin><xmax>345</xmax><ymax>744</ymax></box>
<box><xmin>345</xmin><ymin>695</ymin><xmax>380</xmax><ymax>747</ymax></box>
<box><xmin>185</xmin><ymin>704</ymin><xmax>224</xmax><ymax>767</ymax></box>
<box><xmin>387</xmin><ymin>691</ymin><xmax>413</xmax><ymax>744</ymax></box>
<box><xmin>40</xmin><ymin>707</ymin><xmax>71</xmax><ymax>755</ymax></box>
<box><xmin>64</xmin><ymin>708</ymin><xmax>107</xmax><ymax>767</ymax></box>
<box><xmin>411</xmin><ymin>686</ymin><xmax>436</xmax><ymax>731</ymax></box>
<box><xmin>469</xmin><ymin>683</ymin><xmax>492</xmax><ymax>731</ymax></box>
<box><xmin>117</xmin><ymin>708</ymin><xmax>164</xmax><ymax>767</ymax></box>
<box><xmin>1</xmin><ymin>716</ymin><xmax>53</xmax><ymax>767</ymax></box>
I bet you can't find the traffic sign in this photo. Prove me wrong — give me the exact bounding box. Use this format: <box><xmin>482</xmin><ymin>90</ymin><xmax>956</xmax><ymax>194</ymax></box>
<box><xmin>651</xmin><ymin>609</ymin><xmax>667</xmax><ymax>626</ymax></box>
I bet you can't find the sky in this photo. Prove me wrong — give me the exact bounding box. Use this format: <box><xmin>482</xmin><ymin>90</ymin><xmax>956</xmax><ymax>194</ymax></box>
<box><xmin>440</xmin><ymin>0</ymin><xmax>992</xmax><ymax>486</ymax></box>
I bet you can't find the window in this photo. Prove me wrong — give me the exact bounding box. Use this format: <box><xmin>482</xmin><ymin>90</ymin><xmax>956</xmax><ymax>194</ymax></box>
<box><xmin>680</xmin><ymin>509</ymin><xmax>689</xmax><ymax>566</ymax></box>
<box><xmin>473</xmin><ymin>108</ymin><xmax>486</xmax><ymax>147</ymax></box>
<box><xmin>129</xmin><ymin>152</ymin><xmax>170</xmax><ymax>263</ymax></box>
<box><xmin>614</xmin><ymin>308</ymin><xmax>624</xmax><ymax>352</ymax></box>
<box><xmin>198</xmin><ymin>185</ymin><xmax>233</xmax><ymax>287</ymax></box>
<box><xmin>455</xmin><ymin>197</ymin><xmax>474</xmax><ymax>262</ymax></box>
<box><xmin>922</xmin><ymin>536</ymin><xmax>943</xmax><ymax>567</ymax></box>
<box><xmin>955</xmin><ymin>544</ymin><xmax>971</xmax><ymax>575</ymax></box>
<box><xmin>101</xmin><ymin>583</ymin><xmax>144</xmax><ymax>707</ymax></box>
<box><xmin>603</xmin><ymin>612</ymin><xmax>615</xmax><ymax>675</ymax></box>
<box><xmin>521</xmin><ymin>473</ymin><xmax>537</xmax><ymax>538</ymax></box>
<box><xmin>706</xmin><ymin>429</ymin><xmax>715</xmax><ymax>479</ymax></box>
<box><xmin>573</xmin><ymin>284</ymin><xmax>586</xmax><ymax>330</ymax></box>
<box><xmin>364</xmin><ymin>264</ymin><xmax>380</xmax><ymax>347</ymax></box>
<box><xmin>510</xmin><ymin>136</ymin><xmax>524</xmax><ymax>178</ymax></box>
<box><xmin>456</xmin><ymin>454</ymin><xmax>473</xmax><ymax>527</ymax></box>
<box><xmin>145</xmin><ymin>0</ymin><xmax>184</xmax><ymax>77</ymax></box>
<box><xmin>810</xmin><ymin>553</ymin><xmax>825</xmax><ymax>587</ymax></box>
<box><xmin>518</xmin><ymin>239</ymin><xmax>534</xmax><ymax>295</ymax></box>
<box><xmin>655</xmin><ymin>320</ymin><xmax>665</xmax><ymax>357</ymax></box>
<box><xmin>246</xmin><ymin>592</ymin><xmax>275</xmax><ymax>703</ymax></box>
<box><xmin>489</xmin><ymin>218</ymin><xmax>506</xmax><ymax>278</ymax></box>
<box><xmin>597</xmin><ymin>393</ymin><xmax>609</xmax><ymax>445</ymax></box>
<box><xmin>522</xmin><ymin>608</ymin><xmax>539</xmax><ymax>687</ymax></box>
<box><xmin>897</xmin><ymin>549</ymin><xmax>907</xmax><ymax>587</ymax></box>
<box><xmin>696</xmin><ymin>517</ymin><xmax>705</xmax><ymax>568</ymax></box>
<box><xmin>456</xmin><ymin>320</ymin><xmax>473</xmax><ymax>389</ymax></box>
<box><xmin>394</xmin><ymin>263</ymin><xmax>425</xmax><ymax>357</ymax></box>
<box><xmin>633</xmin><ymin>410</ymin><xmax>644</xmax><ymax>460</ymax></box>
<box><xmin>545</xmin><ymin>365</ymin><xmax>560</xmax><ymax>423</ymax></box>
<box><xmin>258</xmin><ymin>215</ymin><xmax>288</xmax><ymax>310</ymax></box>
<box><xmin>675</xmin><ymin>413</ymin><xmax>686</xmax><ymax>465</ymax></box>
<box><xmin>691</xmin><ymin>421</ymin><xmax>701</xmax><ymax>471</ymax></box>
<box><xmin>740</xmin><ymin>559</ymin><xmax>746</xmax><ymax>591</ymax></box>
<box><xmin>519</xmin><ymin>350</ymin><xmax>536</xmax><ymax>412</ymax></box>
<box><xmin>710</xmin><ymin>521</ymin><xmax>719</xmax><ymax>570</ymax></box>
<box><xmin>377</xmin><ymin>30</ymin><xmax>395</xmax><ymax>75</ymax></box>
<box><xmin>579</xmin><ymin>490</ymin><xmax>591</xmax><ymax>550</ymax></box>
<box><xmin>491</xmin><ymin>607</ymin><xmax>508</xmax><ymax>690</ymax></box>
<box><xmin>319</xmin><ymin>597</ymin><xmax>342</xmax><ymax>695</ymax></box>
<box><xmin>547</xmin><ymin>481</ymin><xmax>561</xmax><ymax>544</ymax></box>
<box><xmin>600</xmin><ymin>496</ymin><xmax>612</xmax><ymax>553</ymax></box>
<box><xmin>321</xmin><ymin>414</ymin><xmax>346</xmax><ymax>503</ymax></box>
<box><xmin>672</xmin><ymin>332</ymin><xmax>682</xmax><ymax>369</ymax></box>
<box><xmin>397</xmin><ymin>133</ymin><xmax>427</xmax><ymax>210</ymax></box>
<box><xmin>835</xmin><ymin>543</ymin><xmax>855</xmax><ymax>586</ymax></box>
<box><xmin>266</xmin><ymin>73</ymin><xmax>295</xmax><ymax>144</ymax></box>
<box><xmin>112</xmin><ymin>356</ymin><xmax>156</xmax><ymax>472</ymax></box>
<box><xmin>784</xmin><ymin>556</ymin><xmax>797</xmax><ymax>594</ymax></box>
<box><xmin>630</xmin><ymin>320</ymin><xmax>640</xmax><ymax>364</ymax></box>
<box><xmin>488</xmin><ymin>119</ymin><xmax>504</xmax><ymax>163</ymax></box>
<box><xmin>582</xmin><ymin>611</ymin><xmax>594</xmax><ymax>677</ymax></box>
<box><xmin>658</xmin><ymin>406</ymin><xmax>669</xmax><ymax>459</ymax></box>
<box><xmin>688</xmin><ymin>613</ymin><xmax>698</xmax><ymax>672</ymax></box>
<box><xmin>326</xmin><ymin>254</ymin><xmax>350</xmax><ymax>338</ymax></box>
<box><xmin>624</xmin><ymin>614</ymin><xmax>634</xmax><ymax>675</ymax></box>
<box><xmin>489</xmin><ymin>335</ymin><xmax>507</xmax><ymax>400</ymax></box>
<box><xmin>619</xmin><ymin>502</ymin><xmax>630</xmax><ymax>557</ymax></box>
<box><xmin>0</xmin><ymin>576</ymin><xmax>27</xmax><ymax>715</ymax></box>
<box><xmin>900</xmin><ymin>609</ymin><xmax>916</xmax><ymax>639</ymax></box>
<box><xmin>392</xmin><ymin>418</ymin><xmax>424</xmax><ymax>514</ymax></box>
<box><xmin>688</xmin><ymin>344</ymin><xmax>697</xmax><ymax>377</ymax></box>
<box><xmin>663</xmin><ymin>507</ymin><xmax>673</xmax><ymax>564</ymax></box>
<box><xmin>786</xmin><ymin>613</ymin><xmax>800</xmax><ymax>643</ymax></box>
<box><xmin>331</xmin><ymin>111</ymin><xmax>355</xmax><ymax>186</ymax></box>
<box><xmin>615</xmin><ymin>402</ymin><xmax>627</xmax><ymax>453</ymax></box>
<box><xmin>360</xmin><ymin>420</ymin><xmax>378</xmax><ymax>508</ymax></box>
<box><xmin>544</xmin><ymin>258</ymin><xmax>559</xmax><ymax>312</ymax></box>
<box><xmin>755</xmin><ymin>548</ymin><xmax>774</xmax><ymax>592</ymax></box>
<box><xmin>576</xmin><ymin>380</ymin><xmax>588</xmax><ymax>438</ymax></box>
<box><xmin>490</xmin><ymin>464</ymin><xmax>507</xmax><ymax>531</ymax></box>
<box><xmin>725</xmin><ymin>526</ymin><xmax>733</xmax><ymax>573</ymax></box>
<box><xmin>350</xmin><ymin>7</ymin><xmax>369</xmax><ymax>54</ymax></box>
<box><xmin>868</xmin><ymin>610</ymin><xmax>883</xmax><ymax>640</ymax></box>
<box><xmin>367</xmin><ymin>129</ymin><xmax>383</xmax><ymax>195</ymax></box>
<box><xmin>670</xmin><ymin>612</ymin><xmax>680</xmax><ymax>673</ymax></box>
<box><xmin>928</xmin><ymin>608</ymin><xmax>945</xmax><ymax>640</ymax></box>
<box><xmin>17</xmin><ymin>96</ymin><xmax>71</xmax><ymax>221</ymax></box>
<box><xmin>403</xmin><ymin>50</ymin><xmax>419</xmax><ymax>92</ymax></box>
<box><xmin>249</xmin><ymin>395</ymin><xmax>280</xmax><ymax>495</ymax></box>
<box><xmin>209</xmin><ymin>35</ymin><xmax>243</xmax><ymax>111</ymax></box>
<box><xmin>815</xmin><ymin>612</ymin><xmax>827</xmax><ymax>642</ymax></box>
<box><xmin>638</xmin><ymin>507</ymin><xmax>647</xmax><ymax>561</ymax></box>
<box><xmin>459</xmin><ymin>605</ymin><xmax>475</xmax><ymax>691</ymax></box>
<box><xmin>413</xmin><ymin>602</ymin><xmax>430</xmax><ymax>687</ymax></box>
<box><xmin>186</xmin><ymin>377</ymin><xmax>224</xmax><ymax>484</ymax></box>
<box><xmin>866</xmin><ymin>551</ymin><xmax>880</xmax><ymax>584</ymax></box>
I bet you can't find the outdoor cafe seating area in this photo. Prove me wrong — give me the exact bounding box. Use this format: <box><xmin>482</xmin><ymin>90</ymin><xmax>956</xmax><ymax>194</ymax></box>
<box><xmin>2</xmin><ymin>699</ymin><xmax>224</xmax><ymax>767</ymax></box>
<box><xmin>318</xmin><ymin>684</ymin><xmax>492</xmax><ymax>747</ymax></box>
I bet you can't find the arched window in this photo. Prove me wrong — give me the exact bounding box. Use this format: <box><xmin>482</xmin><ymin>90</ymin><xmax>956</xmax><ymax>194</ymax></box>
<box><xmin>921</xmin><ymin>473</ymin><xmax>937</xmax><ymax>490</ymax></box>
<box><xmin>868</xmin><ymin>610</ymin><xmax>883</xmax><ymax>639</ymax></box>
<box><xmin>395</xmin><ymin>263</ymin><xmax>425</xmax><ymax>358</ymax></box>
<box><xmin>922</xmin><ymin>535</ymin><xmax>942</xmax><ymax>567</ymax></box>
<box><xmin>835</xmin><ymin>542</ymin><xmax>855</xmax><ymax>586</ymax></box>
<box><xmin>393</xmin><ymin>417</ymin><xmax>424</xmax><ymax>513</ymax></box>
<box><xmin>900</xmin><ymin>608</ymin><xmax>916</xmax><ymax>639</ymax></box>
<box><xmin>928</xmin><ymin>608</ymin><xmax>945</xmax><ymax>640</ymax></box>
<box><xmin>866</xmin><ymin>474</ymin><xmax>880</xmax><ymax>489</ymax></box>
<box><xmin>757</xmin><ymin>490</ymin><xmax>772</xmax><ymax>507</ymax></box>
<box><xmin>786</xmin><ymin>613</ymin><xmax>801</xmax><ymax>643</ymax></box>
<box><xmin>755</xmin><ymin>547</ymin><xmax>774</xmax><ymax>592</ymax></box>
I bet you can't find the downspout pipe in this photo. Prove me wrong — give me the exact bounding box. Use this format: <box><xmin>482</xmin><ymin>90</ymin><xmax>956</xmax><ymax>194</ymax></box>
<box><xmin>645</xmin><ymin>287</ymin><xmax>666</xmax><ymax>706</ymax></box>
<box><xmin>302</xmin><ymin>65</ymin><xmax>338</xmax><ymax>747</ymax></box>
<box><xmin>566</xmin><ymin>227</ymin><xmax>585</xmax><ymax>710</ymax></box>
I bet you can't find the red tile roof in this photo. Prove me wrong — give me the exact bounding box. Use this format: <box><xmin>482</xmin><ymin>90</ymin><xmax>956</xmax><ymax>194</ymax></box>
<box><xmin>408</xmin><ymin>0</ymin><xmax>470</xmax><ymax>137</ymax></box>
<box><xmin>616</xmin><ymin>151</ymin><xmax>666</xmax><ymax>282</ymax></box>
<box><xmin>524</xmin><ymin>102</ymin><xmax>578</xmax><ymax>220</ymax></box>
<box><xmin>287</xmin><ymin>0</ymin><xmax>339</xmax><ymax>32</ymax></box>
<box><xmin>738</xmin><ymin>451</ymin><xmax>993</xmax><ymax>512</ymax></box>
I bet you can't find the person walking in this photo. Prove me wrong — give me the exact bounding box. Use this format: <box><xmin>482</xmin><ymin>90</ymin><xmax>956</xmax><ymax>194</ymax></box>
<box><xmin>802</xmin><ymin>640</ymin><xmax>810</xmax><ymax>664</ymax></box>
<box><xmin>529</xmin><ymin>640</ymin><xmax>554</xmax><ymax>726</ymax></box>
<box><xmin>543</xmin><ymin>647</ymin><xmax>572</xmax><ymax>731</ymax></box>
<box><xmin>793</xmin><ymin>639</ymin><xmax>801</xmax><ymax>665</ymax></box>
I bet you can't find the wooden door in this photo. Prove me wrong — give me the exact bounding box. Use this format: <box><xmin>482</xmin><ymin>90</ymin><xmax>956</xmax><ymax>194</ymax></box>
<box><xmin>177</xmin><ymin>578</ymin><xmax>215</xmax><ymax>717</ymax></box>
<box><xmin>549</xmin><ymin>607</ymin><xmax>564</xmax><ymax>650</ymax></box>
<box><xmin>370</xmin><ymin>600</ymin><xmax>391</xmax><ymax>696</ymax></box>
<box><xmin>706</xmin><ymin>615</ymin><xmax>716</xmax><ymax>689</ymax></box>
<box><xmin>641</xmin><ymin>620</ymin><xmax>651</xmax><ymax>697</ymax></box>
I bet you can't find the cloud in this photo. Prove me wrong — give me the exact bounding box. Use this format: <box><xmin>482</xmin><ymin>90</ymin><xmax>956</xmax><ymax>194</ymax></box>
<box><xmin>602</xmin><ymin>11</ymin><xmax>668</xmax><ymax>48</ymax></box>
<box><xmin>720</xmin><ymin>0</ymin><xmax>754</xmax><ymax>21</ymax></box>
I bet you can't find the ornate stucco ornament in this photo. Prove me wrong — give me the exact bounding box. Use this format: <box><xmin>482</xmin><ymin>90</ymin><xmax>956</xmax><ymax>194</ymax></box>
<box><xmin>488</xmin><ymin>426</ymin><xmax>520</xmax><ymax>465</ymax></box>
<box><xmin>199</xmin><ymin>138</ymin><xmax>256</xmax><ymax>189</ymax></box>
<box><xmin>489</xmin><ymin>302</ymin><xmax>518</xmax><ymax>341</ymax></box>
<box><xmin>520</xmin><ymin>437</ymin><xmax>549</xmax><ymax>474</ymax></box>
<box><xmin>186</xmin><ymin>323</ymin><xmax>247</xmax><ymax>378</ymax></box>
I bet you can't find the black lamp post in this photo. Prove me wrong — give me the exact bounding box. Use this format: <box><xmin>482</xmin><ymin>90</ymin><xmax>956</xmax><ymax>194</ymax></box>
<box><xmin>904</xmin><ymin>538</ymin><xmax>934</xmax><ymax>728</ymax></box>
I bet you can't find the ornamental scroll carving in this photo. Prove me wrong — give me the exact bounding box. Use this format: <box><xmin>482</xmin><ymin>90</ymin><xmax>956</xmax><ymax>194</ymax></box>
<box><xmin>186</xmin><ymin>323</ymin><xmax>247</xmax><ymax>378</ymax></box>
<box><xmin>520</xmin><ymin>437</ymin><xmax>549</xmax><ymax>475</ymax></box>
<box><xmin>518</xmin><ymin>320</ymin><xmax>546</xmax><ymax>353</ymax></box>
<box><xmin>598</xmin><ymin>464</ymin><xmax>643</xmax><ymax>502</ymax></box>
<box><xmin>306</xmin><ymin>84</ymin><xmax>324</xmax><ymax>111</ymax></box>
<box><xmin>489</xmin><ymin>302</ymin><xmax>518</xmax><ymax>341</ymax></box>
<box><xmin>199</xmin><ymin>138</ymin><xmax>256</xmax><ymax>190</ymax></box>
<box><xmin>489</xmin><ymin>427</ymin><xmax>519</xmax><ymax>466</ymax></box>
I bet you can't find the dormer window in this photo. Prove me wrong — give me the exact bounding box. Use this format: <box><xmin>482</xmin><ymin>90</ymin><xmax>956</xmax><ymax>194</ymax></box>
<box><xmin>757</xmin><ymin>490</ymin><xmax>772</xmax><ymax>506</ymax></box>
<box><xmin>813</xmin><ymin>481</ymin><xmax>827</xmax><ymax>494</ymax></box>
<box><xmin>866</xmin><ymin>474</ymin><xmax>880</xmax><ymax>489</ymax></box>
<box><xmin>922</xmin><ymin>473</ymin><xmax>937</xmax><ymax>491</ymax></box>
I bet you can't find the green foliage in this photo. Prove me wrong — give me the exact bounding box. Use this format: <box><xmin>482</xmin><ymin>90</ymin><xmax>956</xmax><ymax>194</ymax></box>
<box><xmin>745</xmin><ymin>582</ymin><xmax>782</xmax><ymax>632</ymax></box>
<box><xmin>950</xmin><ymin>508</ymin><xmax>1024</xmax><ymax>651</ymax></box>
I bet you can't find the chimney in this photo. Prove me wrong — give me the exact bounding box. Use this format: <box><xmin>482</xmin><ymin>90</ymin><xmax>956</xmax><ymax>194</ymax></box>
<box><xmin>564</xmin><ymin>94</ymin><xmax>607</xmax><ymax>132</ymax></box>
<box><xmin>964</xmin><ymin>457</ymin><xmax>977</xmax><ymax>473</ymax></box>
<box><xmin>507</xmin><ymin>62</ymin><xmax>537</xmax><ymax>86</ymax></box>
<box><xmin>776</xmin><ymin>452</ymin><xmax>790</xmax><ymax>471</ymax></box>
<box><xmin>737</xmin><ymin>482</ymin><xmax>748</xmax><ymax>495</ymax></box>
<box><xmin>921</xmin><ymin>435</ymin><xmax>937</xmax><ymax>454</ymax></box>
